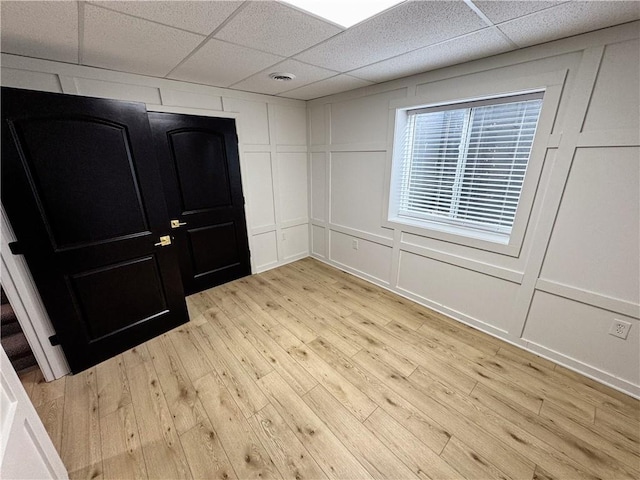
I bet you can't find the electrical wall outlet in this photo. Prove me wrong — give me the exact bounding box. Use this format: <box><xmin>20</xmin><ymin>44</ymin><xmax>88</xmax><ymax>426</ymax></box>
<box><xmin>282</xmin><ymin>232</ymin><xmax>286</xmax><ymax>241</ymax></box>
<box><xmin>609</xmin><ymin>319</ymin><xmax>631</xmax><ymax>340</ymax></box>
<box><xmin>352</xmin><ymin>239</ymin><xmax>359</xmax><ymax>250</ymax></box>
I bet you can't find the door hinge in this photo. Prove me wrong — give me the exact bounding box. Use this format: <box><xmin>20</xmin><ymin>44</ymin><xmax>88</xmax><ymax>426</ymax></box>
<box><xmin>8</xmin><ymin>241</ymin><xmax>24</xmax><ymax>255</ymax></box>
<box><xmin>49</xmin><ymin>334</ymin><xmax>60</xmax><ymax>346</ymax></box>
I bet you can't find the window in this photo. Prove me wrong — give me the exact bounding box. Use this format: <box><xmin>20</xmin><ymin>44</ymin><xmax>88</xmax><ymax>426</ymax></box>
<box><xmin>389</xmin><ymin>92</ymin><xmax>544</xmax><ymax>244</ymax></box>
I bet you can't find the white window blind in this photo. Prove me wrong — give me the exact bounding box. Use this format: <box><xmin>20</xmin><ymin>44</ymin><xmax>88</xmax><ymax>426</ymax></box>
<box><xmin>396</xmin><ymin>92</ymin><xmax>544</xmax><ymax>236</ymax></box>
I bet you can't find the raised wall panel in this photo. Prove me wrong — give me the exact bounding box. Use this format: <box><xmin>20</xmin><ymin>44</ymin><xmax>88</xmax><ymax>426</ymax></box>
<box><xmin>311</xmin><ymin>152</ymin><xmax>326</xmax><ymax>221</ymax></box>
<box><xmin>523</xmin><ymin>291</ymin><xmax>640</xmax><ymax>385</ymax></box>
<box><xmin>1</xmin><ymin>68</ymin><xmax>61</xmax><ymax>93</ymax></box>
<box><xmin>277</xmin><ymin>152</ymin><xmax>308</xmax><ymax>223</ymax></box>
<box><xmin>282</xmin><ymin>224</ymin><xmax>309</xmax><ymax>260</ymax></box>
<box><xmin>274</xmin><ymin>105</ymin><xmax>307</xmax><ymax>145</ymax></box>
<box><xmin>252</xmin><ymin>231</ymin><xmax>278</xmax><ymax>270</ymax></box>
<box><xmin>223</xmin><ymin>97</ymin><xmax>270</xmax><ymax>145</ymax></box>
<box><xmin>397</xmin><ymin>251</ymin><xmax>518</xmax><ymax>332</ymax></box>
<box><xmin>541</xmin><ymin>147</ymin><xmax>640</xmax><ymax>304</ymax></box>
<box><xmin>330</xmin><ymin>88</ymin><xmax>406</xmax><ymax>145</ymax></box>
<box><xmin>309</xmin><ymin>104</ymin><xmax>326</xmax><ymax>145</ymax></box>
<box><xmin>312</xmin><ymin>225</ymin><xmax>326</xmax><ymax>257</ymax></box>
<box><xmin>244</xmin><ymin>153</ymin><xmax>276</xmax><ymax>229</ymax></box>
<box><xmin>330</xmin><ymin>230</ymin><xmax>391</xmax><ymax>283</ymax></box>
<box><xmin>160</xmin><ymin>89</ymin><xmax>223</xmax><ymax>111</ymax></box>
<box><xmin>583</xmin><ymin>39</ymin><xmax>640</xmax><ymax>133</ymax></box>
<box><xmin>74</xmin><ymin>78</ymin><xmax>161</xmax><ymax>104</ymax></box>
<box><xmin>330</xmin><ymin>151</ymin><xmax>391</xmax><ymax>239</ymax></box>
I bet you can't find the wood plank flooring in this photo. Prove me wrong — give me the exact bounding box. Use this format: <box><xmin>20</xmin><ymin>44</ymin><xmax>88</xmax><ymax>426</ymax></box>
<box><xmin>21</xmin><ymin>258</ymin><xmax>640</xmax><ymax>479</ymax></box>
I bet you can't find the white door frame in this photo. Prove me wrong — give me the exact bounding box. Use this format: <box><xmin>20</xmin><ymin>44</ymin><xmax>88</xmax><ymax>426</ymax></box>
<box><xmin>1</xmin><ymin>345</ymin><xmax>68</xmax><ymax>479</ymax></box>
<box><xmin>1</xmin><ymin>205</ymin><xmax>70</xmax><ymax>380</ymax></box>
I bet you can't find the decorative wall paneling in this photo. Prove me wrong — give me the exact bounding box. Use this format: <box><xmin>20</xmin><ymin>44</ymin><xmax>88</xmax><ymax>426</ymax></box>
<box><xmin>307</xmin><ymin>22</ymin><xmax>640</xmax><ymax>397</ymax></box>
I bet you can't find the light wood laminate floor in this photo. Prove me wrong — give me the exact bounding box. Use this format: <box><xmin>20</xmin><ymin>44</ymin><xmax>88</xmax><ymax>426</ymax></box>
<box><xmin>21</xmin><ymin>258</ymin><xmax>640</xmax><ymax>479</ymax></box>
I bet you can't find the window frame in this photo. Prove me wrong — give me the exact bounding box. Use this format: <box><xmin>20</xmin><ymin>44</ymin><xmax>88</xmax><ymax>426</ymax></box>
<box><xmin>382</xmin><ymin>74</ymin><xmax>564</xmax><ymax>257</ymax></box>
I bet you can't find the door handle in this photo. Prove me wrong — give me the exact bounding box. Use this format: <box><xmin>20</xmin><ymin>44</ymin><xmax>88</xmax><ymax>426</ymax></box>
<box><xmin>154</xmin><ymin>235</ymin><xmax>172</xmax><ymax>247</ymax></box>
<box><xmin>170</xmin><ymin>219</ymin><xmax>187</xmax><ymax>229</ymax></box>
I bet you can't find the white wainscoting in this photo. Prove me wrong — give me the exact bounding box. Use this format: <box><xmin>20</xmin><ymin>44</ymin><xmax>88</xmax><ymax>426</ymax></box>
<box><xmin>307</xmin><ymin>22</ymin><xmax>640</xmax><ymax>397</ymax></box>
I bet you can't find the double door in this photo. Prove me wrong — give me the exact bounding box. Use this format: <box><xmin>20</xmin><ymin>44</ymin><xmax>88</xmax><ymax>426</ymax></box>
<box><xmin>1</xmin><ymin>88</ymin><xmax>250</xmax><ymax>372</ymax></box>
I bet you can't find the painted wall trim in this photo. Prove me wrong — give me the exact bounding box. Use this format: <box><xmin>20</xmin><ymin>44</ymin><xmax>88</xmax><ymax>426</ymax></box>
<box><xmin>398</xmin><ymin>241</ymin><xmax>525</xmax><ymax>284</ymax></box>
<box><xmin>535</xmin><ymin>279</ymin><xmax>640</xmax><ymax>319</ymax></box>
<box><xmin>325</xmin><ymin>223</ymin><xmax>394</xmax><ymax>247</ymax></box>
<box><xmin>509</xmin><ymin>46</ymin><xmax>606</xmax><ymax>338</ymax></box>
<box><xmin>576</xmin><ymin>129</ymin><xmax>640</xmax><ymax>147</ymax></box>
<box><xmin>1</xmin><ymin>53</ymin><xmax>306</xmax><ymax>107</ymax></box>
<box><xmin>146</xmin><ymin>104</ymin><xmax>237</xmax><ymax>118</ymax></box>
<box><xmin>251</xmin><ymin>224</ymin><xmax>278</xmax><ymax>236</ymax></box>
<box><xmin>276</xmin><ymin>145</ymin><xmax>308</xmax><ymax>153</ymax></box>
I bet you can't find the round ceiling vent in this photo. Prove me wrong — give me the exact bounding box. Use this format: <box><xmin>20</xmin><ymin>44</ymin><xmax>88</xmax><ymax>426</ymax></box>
<box><xmin>269</xmin><ymin>72</ymin><xmax>296</xmax><ymax>81</ymax></box>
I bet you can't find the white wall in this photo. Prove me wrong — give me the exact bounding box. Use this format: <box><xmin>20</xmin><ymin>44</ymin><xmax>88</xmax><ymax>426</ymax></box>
<box><xmin>0</xmin><ymin>54</ymin><xmax>309</xmax><ymax>273</ymax></box>
<box><xmin>308</xmin><ymin>22</ymin><xmax>640</xmax><ymax>397</ymax></box>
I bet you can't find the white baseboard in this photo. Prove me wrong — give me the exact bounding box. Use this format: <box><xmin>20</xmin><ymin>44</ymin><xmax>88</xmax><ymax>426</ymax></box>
<box><xmin>255</xmin><ymin>251</ymin><xmax>310</xmax><ymax>274</ymax></box>
<box><xmin>524</xmin><ymin>341</ymin><xmax>640</xmax><ymax>399</ymax></box>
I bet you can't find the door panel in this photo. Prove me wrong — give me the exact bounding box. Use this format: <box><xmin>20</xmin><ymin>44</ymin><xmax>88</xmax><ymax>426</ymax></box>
<box><xmin>169</xmin><ymin>130</ymin><xmax>232</xmax><ymax>211</ymax></box>
<box><xmin>69</xmin><ymin>255</ymin><xmax>168</xmax><ymax>341</ymax></box>
<box><xmin>1</xmin><ymin>87</ymin><xmax>188</xmax><ymax>373</ymax></box>
<box><xmin>15</xmin><ymin>118</ymin><xmax>149</xmax><ymax>248</ymax></box>
<box><xmin>188</xmin><ymin>222</ymin><xmax>241</xmax><ymax>276</ymax></box>
<box><xmin>149</xmin><ymin>113</ymin><xmax>251</xmax><ymax>294</ymax></box>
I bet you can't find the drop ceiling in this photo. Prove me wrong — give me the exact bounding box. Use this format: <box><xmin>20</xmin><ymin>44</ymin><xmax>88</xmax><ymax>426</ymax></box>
<box><xmin>1</xmin><ymin>1</ymin><xmax>639</xmax><ymax>100</ymax></box>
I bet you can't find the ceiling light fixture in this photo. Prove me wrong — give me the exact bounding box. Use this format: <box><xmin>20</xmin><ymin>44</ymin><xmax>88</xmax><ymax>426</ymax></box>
<box><xmin>282</xmin><ymin>0</ymin><xmax>404</xmax><ymax>28</ymax></box>
<box><xmin>269</xmin><ymin>72</ymin><xmax>296</xmax><ymax>81</ymax></box>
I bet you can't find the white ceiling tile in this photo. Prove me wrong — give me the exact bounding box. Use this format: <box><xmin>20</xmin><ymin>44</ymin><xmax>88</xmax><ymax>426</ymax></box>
<box><xmin>231</xmin><ymin>59</ymin><xmax>338</xmax><ymax>95</ymax></box>
<box><xmin>83</xmin><ymin>5</ymin><xmax>204</xmax><ymax>77</ymax></box>
<box><xmin>168</xmin><ymin>39</ymin><xmax>284</xmax><ymax>87</ymax></box>
<box><xmin>472</xmin><ymin>1</ymin><xmax>568</xmax><ymax>24</ymax></box>
<box><xmin>499</xmin><ymin>1</ymin><xmax>640</xmax><ymax>47</ymax></box>
<box><xmin>0</xmin><ymin>1</ymin><xmax>78</xmax><ymax>63</ymax></box>
<box><xmin>279</xmin><ymin>75</ymin><xmax>373</xmax><ymax>100</ymax></box>
<box><xmin>294</xmin><ymin>0</ymin><xmax>486</xmax><ymax>71</ymax></box>
<box><xmin>89</xmin><ymin>1</ymin><xmax>242</xmax><ymax>35</ymax></box>
<box><xmin>349</xmin><ymin>28</ymin><xmax>513</xmax><ymax>83</ymax></box>
<box><xmin>214</xmin><ymin>1</ymin><xmax>342</xmax><ymax>57</ymax></box>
